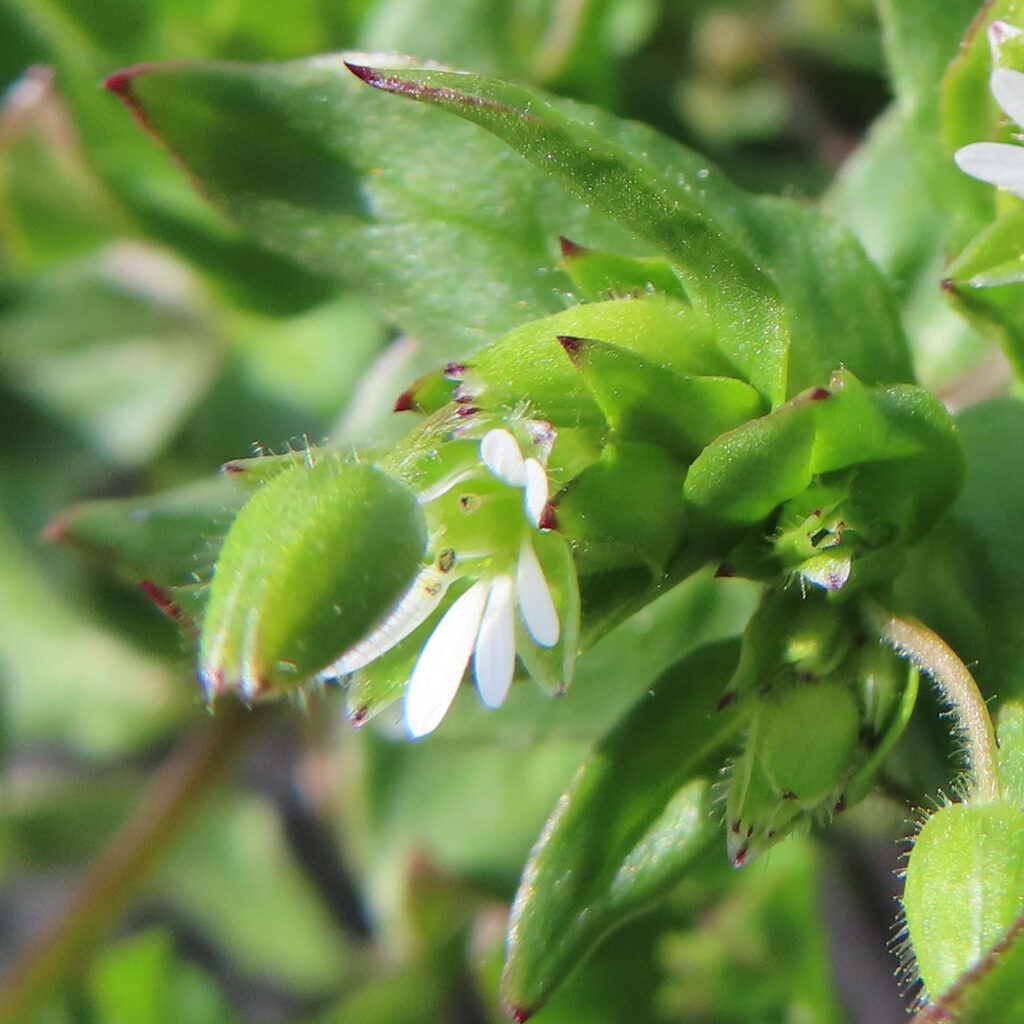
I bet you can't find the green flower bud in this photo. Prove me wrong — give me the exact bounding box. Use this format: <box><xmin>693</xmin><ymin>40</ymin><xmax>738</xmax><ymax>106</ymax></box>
<box><xmin>199</xmin><ymin>454</ymin><xmax>427</xmax><ymax>698</ymax></box>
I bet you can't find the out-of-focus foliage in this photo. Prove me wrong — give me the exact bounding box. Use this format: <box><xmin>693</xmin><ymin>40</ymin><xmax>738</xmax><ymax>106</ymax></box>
<box><xmin>2</xmin><ymin>1</ymin><xmax>1023</xmax><ymax>1023</ymax></box>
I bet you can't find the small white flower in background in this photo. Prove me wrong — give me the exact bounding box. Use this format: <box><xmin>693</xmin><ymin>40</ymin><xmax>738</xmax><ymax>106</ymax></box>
<box><xmin>403</xmin><ymin>428</ymin><xmax>559</xmax><ymax>739</ymax></box>
<box><xmin>320</xmin><ymin>427</ymin><xmax>561</xmax><ymax>739</ymax></box>
<box><xmin>954</xmin><ymin>23</ymin><xmax>1024</xmax><ymax>197</ymax></box>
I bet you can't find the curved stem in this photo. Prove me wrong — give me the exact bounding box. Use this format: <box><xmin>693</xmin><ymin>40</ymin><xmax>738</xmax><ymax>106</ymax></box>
<box><xmin>0</xmin><ymin>701</ymin><xmax>258</xmax><ymax>1024</ymax></box>
<box><xmin>867</xmin><ymin>606</ymin><xmax>999</xmax><ymax>805</ymax></box>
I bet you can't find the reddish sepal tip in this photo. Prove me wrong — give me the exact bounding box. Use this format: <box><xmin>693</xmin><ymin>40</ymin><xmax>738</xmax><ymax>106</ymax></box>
<box><xmin>716</xmin><ymin>691</ymin><xmax>737</xmax><ymax>711</ymax></box>
<box><xmin>511</xmin><ymin>1008</ymin><xmax>533</xmax><ymax>1023</ymax></box>
<box><xmin>103</xmin><ymin>69</ymin><xmax>136</xmax><ymax>98</ymax></box>
<box><xmin>350</xmin><ymin>706</ymin><xmax>369</xmax><ymax>727</ymax></box>
<box><xmin>538</xmin><ymin>504</ymin><xmax>557</xmax><ymax>531</ymax></box>
<box><xmin>556</xmin><ymin>334</ymin><xmax>584</xmax><ymax>359</ymax></box>
<box><xmin>343</xmin><ymin>62</ymin><xmax>376</xmax><ymax>84</ymax></box>
<box><xmin>443</xmin><ymin>362</ymin><xmax>466</xmax><ymax>380</ymax></box>
<box><xmin>940</xmin><ymin>277</ymin><xmax>956</xmax><ymax>295</ymax></box>
<box><xmin>40</xmin><ymin>511</ymin><xmax>69</xmax><ymax>543</ymax></box>
<box><xmin>714</xmin><ymin>562</ymin><xmax>735</xmax><ymax>578</ymax></box>
<box><xmin>809</xmin><ymin>387</ymin><xmax>831</xmax><ymax>402</ymax></box>
<box><xmin>393</xmin><ymin>387</ymin><xmax>417</xmax><ymax>413</ymax></box>
<box><xmin>221</xmin><ymin>461</ymin><xmax>245</xmax><ymax>474</ymax></box>
<box><xmin>558</xmin><ymin>236</ymin><xmax>585</xmax><ymax>259</ymax></box>
<box><xmin>140</xmin><ymin>580</ymin><xmax>186</xmax><ymax>623</ymax></box>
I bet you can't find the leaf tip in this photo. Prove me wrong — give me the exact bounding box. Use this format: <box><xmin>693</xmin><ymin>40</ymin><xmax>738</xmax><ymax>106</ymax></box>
<box><xmin>393</xmin><ymin>387</ymin><xmax>417</xmax><ymax>412</ymax></box>
<box><xmin>103</xmin><ymin>67</ymin><xmax>138</xmax><ymax>99</ymax></box>
<box><xmin>509</xmin><ymin>1006</ymin><xmax>533</xmax><ymax>1023</ymax></box>
<box><xmin>559</xmin><ymin>236</ymin><xmax>585</xmax><ymax>260</ymax></box>
<box><xmin>40</xmin><ymin>510</ymin><xmax>70</xmax><ymax>543</ymax></box>
<box><xmin>556</xmin><ymin>334</ymin><xmax>585</xmax><ymax>361</ymax></box>
<box><xmin>343</xmin><ymin>60</ymin><xmax>377</xmax><ymax>85</ymax></box>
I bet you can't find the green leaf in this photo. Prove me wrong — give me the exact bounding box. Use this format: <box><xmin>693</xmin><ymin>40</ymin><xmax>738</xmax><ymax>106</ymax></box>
<box><xmin>825</xmin><ymin>106</ymin><xmax>989</xmax><ymax>391</ymax></box>
<box><xmin>895</xmin><ymin>399</ymin><xmax>1024</xmax><ymax>703</ymax></box>
<box><xmin>200</xmin><ymin>455</ymin><xmax>427</xmax><ymax>696</ymax></box>
<box><xmin>104</xmin><ymin>56</ymin><xmax>640</xmax><ymax>357</ymax></box>
<box><xmin>0</xmin><ymin>257</ymin><xmax>219</xmax><ymax>466</ymax></box>
<box><xmin>344</xmin><ymin>58</ymin><xmax>789</xmax><ymax>405</ymax></box>
<box><xmin>346</xmin><ymin>58</ymin><xmax>913</xmax><ymax>400</ymax></box>
<box><xmin>903</xmin><ymin>800</ymin><xmax>1024</xmax><ymax>1015</ymax></box>
<box><xmin>997</xmin><ymin>702</ymin><xmax>1024</xmax><ymax>804</ymax></box>
<box><xmin>47</xmin><ymin>476</ymin><xmax>248</xmax><ymax>589</ymax></box>
<box><xmin>877</xmin><ymin>0</ymin><xmax>988</xmax><ymax>222</ymax></box>
<box><xmin>501</xmin><ymin>640</ymin><xmax>743</xmax><ymax>1018</ymax></box>
<box><xmin>89</xmin><ymin>929</ymin><xmax>241</xmax><ymax>1024</ymax></box>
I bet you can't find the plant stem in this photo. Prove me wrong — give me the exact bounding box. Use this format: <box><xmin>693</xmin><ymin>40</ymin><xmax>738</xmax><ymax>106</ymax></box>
<box><xmin>867</xmin><ymin>606</ymin><xmax>999</xmax><ymax>805</ymax></box>
<box><xmin>0</xmin><ymin>701</ymin><xmax>258</xmax><ymax>1024</ymax></box>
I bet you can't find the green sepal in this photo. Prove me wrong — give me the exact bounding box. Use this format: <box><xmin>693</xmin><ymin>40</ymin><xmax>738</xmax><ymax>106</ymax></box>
<box><xmin>558</xmin><ymin>335</ymin><xmax>766</xmax><ymax>460</ymax></box>
<box><xmin>45</xmin><ymin>476</ymin><xmax>249</xmax><ymax>590</ymax></box>
<box><xmin>515</xmin><ymin>530</ymin><xmax>581</xmax><ymax>697</ymax></box>
<box><xmin>723</xmin><ymin>588</ymin><xmax>856</xmax><ymax>703</ymax></box>
<box><xmin>558</xmin><ymin>237</ymin><xmax>689</xmax><ymax>303</ymax></box>
<box><xmin>219</xmin><ymin>448</ymin><xmax>324</xmax><ymax>487</ymax></box>
<box><xmin>684</xmin><ymin>390</ymin><xmax>820</xmax><ymax>525</ymax></box>
<box><xmin>453</xmin><ymin>296</ymin><xmax>730</xmax><ymax>425</ymax></box>
<box><xmin>346</xmin><ymin>640</ymin><xmax>421</xmax><ymax>727</ymax></box>
<box><xmin>944</xmin><ymin>208</ymin><xmax>1024</xmax><ymax>374</ymax></box>
<box><xmin>721</xmin><ymin>590</ymin><xmax>915</xmax><ymax>864</ymax></box>
<box><xmin>501</xmin><ymin>641</ymin><xmax>743</xmax><ymax>1019</ymax></box>
<box><xmin>199</xmin><ymin>454</ymin><xmax>427</xmax><ymax>698</ymax></box>
<box><xmin>839</xmin><ymin>384</ymin><xmax>966</xmax><ymax>543</ymax></box>
<box><xmin>758</xmin><ymin>682</ymin><xmax>861</xmax><ymax>807</ymax></box>
<box><xmin>553</xmin><ymin>442</ymin><xmax>688</xmax><ymax>572</ymax></box>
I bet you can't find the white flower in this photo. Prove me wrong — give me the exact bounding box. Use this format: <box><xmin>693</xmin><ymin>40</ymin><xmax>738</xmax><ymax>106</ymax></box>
<box><xmin>403</xmin><ymin>429</ymin><xmax>559</xmax><ymax>738</ymax></box>
<box><xmin>320</xmin><ymin>427</ymin><xmax>561</xmax><ymax>738</ymax></box>
<box><xmin>955</xmin><ymin>63</ymin><xmax>1024</xmax><ymax>198</ymax></box>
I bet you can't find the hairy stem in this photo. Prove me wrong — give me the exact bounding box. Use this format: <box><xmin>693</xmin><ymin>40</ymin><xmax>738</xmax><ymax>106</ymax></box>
<box><xmin>867</xmin><ymin>606</ymin><xmax>999</xmax><ymax>805</ymax></box>
<box><xmin>0</xmin><ymin>701</ymin><xmax>258</xmax><ymax>1024</ymax></box>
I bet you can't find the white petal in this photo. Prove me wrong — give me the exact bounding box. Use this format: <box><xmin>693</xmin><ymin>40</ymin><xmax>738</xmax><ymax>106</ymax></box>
<box><xmin>473</xmin><ymin>575</ymin><xmax>516</xmax><ymax>708</ymax></box>
<box><xmin>515</xmin><ymin>541</ymin><xmax>559</xmax><ymax>648</ymax></box>
<box><xmin>320</xmin><ymin>567</ymin><xmax>448</xmax><ymax>678</ymax></box>
<box><xmin>954</xmin><ymin>141</ymin><xmax>1024</xmax><ymax>198</ymax></box>
<box><xmin>523</xmin><ymin>458</ymin><xmax>549</xmax><ymax>528</ymax></box>
<box><xmin>404</xmin><ymin>581</ymin><xmax>488</xmax><ymax>738</ymax></box>
<box><xmin>480</xmin><ymin>428</ymin><xmax>526</xmax><ymax>487</ymax></box>
<box><xmin>992</xmin><ymin>68</ymin><xmax>1024</xmax><ymax>131</ymax></box>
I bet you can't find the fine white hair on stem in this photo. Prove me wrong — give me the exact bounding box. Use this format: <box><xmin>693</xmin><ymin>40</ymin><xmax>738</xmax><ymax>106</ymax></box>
<box><xmin>866</xmin><ymin>605</ymin><xmax>999</xmax><ymax>805</ymax></box>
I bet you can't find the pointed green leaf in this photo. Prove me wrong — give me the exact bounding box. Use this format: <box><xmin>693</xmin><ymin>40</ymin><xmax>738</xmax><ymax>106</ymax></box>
<box><xmin>501</xmin><ymin>640</ymin><xmax>742</xmax><ymax>1018</ymax></box>
<box><xmin>345</xmin><ymin>58</ymin><xmax>790</xmax><ymax>405</ymax></box>
<box><xmin>104</xmin><ymin>57</ymin><xmax>640</xmax><ymax>355</ymax></box>
<box><xmin>558</xmin><ymin>237</ymin><xmax>688</xmax><ymax>303</ymax></box>
<box><xmin>553</xmin><ymin>442</ymin><xmax>688</xmax><ymax>571</ymax></box>
<box><xmin>559</xmin><ymin>335</ymin><xmax>765</xmax><ymax>460</ymax></box>
<box><xmin>46</xmin><ymin>476</ymin><xmax>248</xmax><ymax>589</ymax></box>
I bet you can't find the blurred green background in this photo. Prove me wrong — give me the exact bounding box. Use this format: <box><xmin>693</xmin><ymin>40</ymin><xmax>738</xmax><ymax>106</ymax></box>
<box><xmin>0</xmin><ymin>1</ymin><xmax>948</xmax><ymax>1021</ymax></box>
